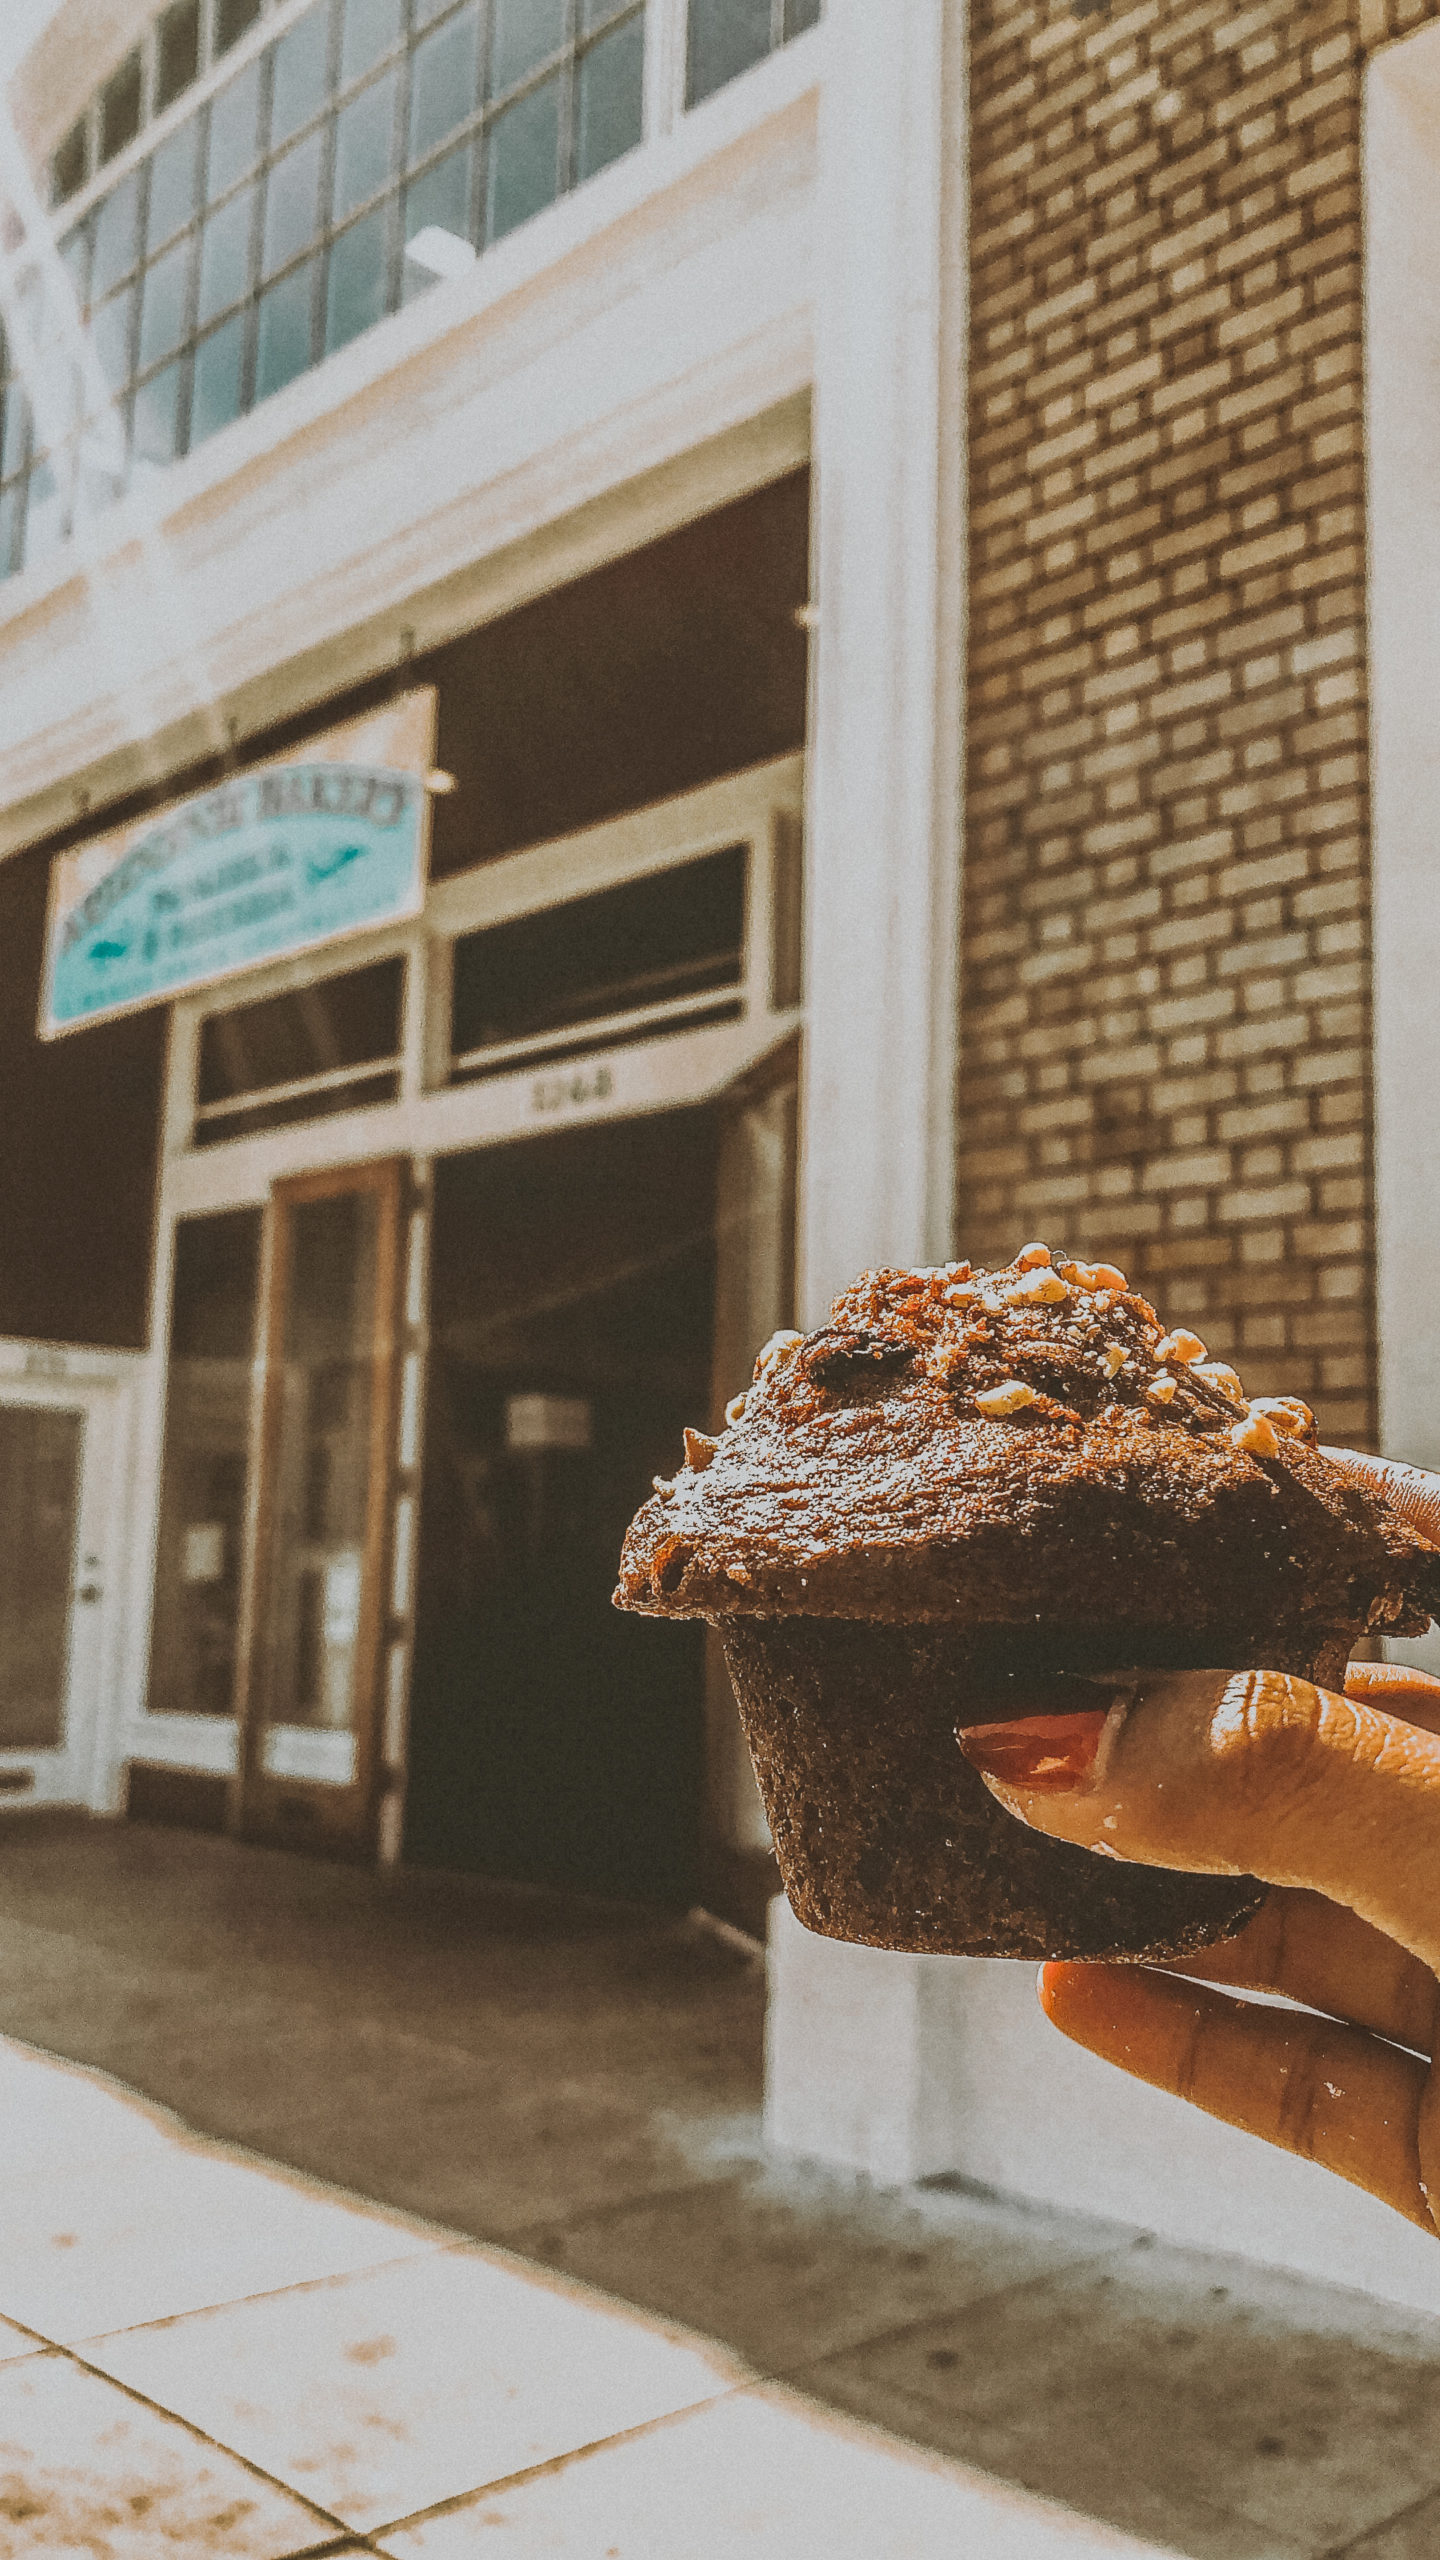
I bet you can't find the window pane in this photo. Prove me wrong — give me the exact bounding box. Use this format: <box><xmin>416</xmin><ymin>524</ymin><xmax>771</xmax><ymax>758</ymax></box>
<box><xmin>341</xmin><ymin>0</ymin><xmax>403</xmax><ymax>84</ymax></box>
<box><xmin>139</xmin><ymin>238</ymin><xmax>193</xmax><ymax>370</ymax></box>
<box><xmin>134</xmin><ymin>360</ymin><xmax>183</xmax><ymax>465</ymax></box>
<box><xmin>325</xmin><ymin>206</ymin><xmax>389</xmax><ymax>353</ymax></box>
<box><xmin>413</xmin><ymin>0</ymin><xmax>455</xmax><ymax>23</ymax></box>
<box><xmin>91</xmin><ymin>172</ymin><xmax>141</xmax><ymax>299</ymax></box>
<box><xmin>333</xmin><ymin>69</ymin><xmax>396</xmax><ymax>221</ymax></box>
<box><xmin>199</xmin><ymin>961</ymin><xmax>405</xmax><ymax>1098</ymax></box>
<box><xmin>409</xmin><ymin>7</ymin><xmax>479</xmax><ymax>165</ymax></box>
<box><xmin>581</xmin><ymin>0</ymin><xmax>633</xmax><ymax>26</ymax></box>
<box><xmin>785</xmin><ymin>0</ymin><xmax>821</xmax><ymax>30</ymax></box>
<box><xmin>23</xmin><ymin>457</ymin><xmax>67</xmax><ymax>565</ymax></box>
<box><xmin>255</xmin><ymin>257</ymin><xmax>315</xmax><ymax>398</ymax></box>
<box><xmin>263</xmin><ymin>130</ymin><xmax>324</xmax><ymax>277</ymax></box>
<box><xmin>686</xmin><ymin>0</ymin><xmax>771</xmax><ymax>106</ymax></box>
<box><xmin>199</xmin><ymin>186</ymin><xmax>256</xmax><ymax>323</ymax></box>
<box><xmin>215</xmin><ymin>0</ymin><xmax>263</xmax><ymax>53</ymax></box>
<box><xmin>576</xmin><ymin>16</ymin><xmax>644</xmax><ymax>181</ymax></box>
<box><xmin>490</xmin><ymin>0</ymin><xmax>566</xmax><ymax>96</ymax></box>
<box><xmin>404</xmin><ymin>137</ymin><xmax>471</xmax><ymax>240</ymax></box>
<box><xmin>100</xmin><ymin>50</ymin><xmax>143</xmax><ymax>164</ymax></box>
<box><xmin>485</xmin><ymin>74</ymin><xmax>560</xmax><ymax>243</ymax></box>
<box><xmin>0</xmin><ymin>485</ymin><xmax>20</xmax><ymax>578</ymax></box>
<box><xmin>60</xmin><ymin>224</ymin><xmax>91</xmax><ymax>308</ymax></box>
<box><xmin>52</xmin><ymin>118</ymin><xmax>88</xmax><ymax>206</ymax></box>
<box><xmin>157</xmin><ymin>0</ymin><xmax>202</xmax><ymax>110</ymax></box>
<box><xmin>91</xmin><ymin>286</ymin><xmax>136</xmax><ymax>389</ymax></box>
<box><xmin>147</xmin><ymin>121</ymin><xmax>200</xmax><ymax>254</ymax></box>
<box><xmin>207</xmin><ymin>61</ymin><xmax>262</xmax><ymax>199</ymax></box>
<box><xmin>191</xmin><ymin>312</ymin><xmax>247</xmax><ymax>441</ymax></box>
<box><xmin>2</xmin><ymin>387</ymin><xmax>30</xmax><ymax>479</ymax></box>
<box><xmin>148</xmin><ymin>1209</ymin><xmax>262</xmax><ymax>1720</ymax></box>
<box><xmin>0</xmin><ymin>1410</ymin><xmax>81</xmax><ymax>1749</ymax></box>
<box><xmin>271</xmin><ymin>6</ymin><xmax>331</xmax><ymax>148</ymax></box>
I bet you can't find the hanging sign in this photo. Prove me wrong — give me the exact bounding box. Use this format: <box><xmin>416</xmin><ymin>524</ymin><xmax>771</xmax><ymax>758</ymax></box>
<box><xmin>39</xmin><ymin>690</ymin><xmax>436</xmax><ymax>1037</ymax></box>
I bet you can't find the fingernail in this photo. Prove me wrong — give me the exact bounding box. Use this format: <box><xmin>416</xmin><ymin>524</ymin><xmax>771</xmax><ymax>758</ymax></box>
<box><xmin>958</xmin><ymin>1710</ymin><xmax>1109</xmax><ymax>1793</ymax></box>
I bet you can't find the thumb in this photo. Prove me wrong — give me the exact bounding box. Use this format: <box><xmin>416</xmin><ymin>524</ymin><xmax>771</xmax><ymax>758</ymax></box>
<box><xmin>959</xmin><ymin>1670</ymin><xmax>1440</xmax><ymax>1976</ymax></box>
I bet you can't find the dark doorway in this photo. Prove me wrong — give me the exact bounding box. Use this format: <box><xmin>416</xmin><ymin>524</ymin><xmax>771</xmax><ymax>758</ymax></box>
<box><xmin>406</xmin><ymin>1111</ymin><xmax>717</xmax><ymax>1904</ymax></box>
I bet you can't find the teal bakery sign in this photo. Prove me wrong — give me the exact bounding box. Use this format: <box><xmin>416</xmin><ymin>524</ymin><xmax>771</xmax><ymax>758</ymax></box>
<box><xmin>42</xmin><ymin>760</ymin><xmax>426</xmax><ymax>1034</ymax></box>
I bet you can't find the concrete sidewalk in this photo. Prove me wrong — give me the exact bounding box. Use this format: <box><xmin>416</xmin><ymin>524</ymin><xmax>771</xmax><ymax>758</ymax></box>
<box><xmin>0</xmin><ymin>2030</ymin><xmax>1170</xmax><ymax>2557</ymax></box>
<box><xmin>1</xmin><ymin>1819</ymin><xmax>1439</xmax><ymax>2556</ymax></box>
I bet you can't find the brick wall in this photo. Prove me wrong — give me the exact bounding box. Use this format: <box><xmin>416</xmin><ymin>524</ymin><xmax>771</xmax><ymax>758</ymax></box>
<box><xmin>961</xmin><ymin>0</ymin><xmax>1440</xmax><ymax>1444</ymax></box>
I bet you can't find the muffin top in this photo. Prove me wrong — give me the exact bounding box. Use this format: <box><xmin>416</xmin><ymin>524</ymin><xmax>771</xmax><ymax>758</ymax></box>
<box><xmin>615</xmin><ymin>1244</ymin><xmax>1440</xmax><ymax>1638</ymax></box>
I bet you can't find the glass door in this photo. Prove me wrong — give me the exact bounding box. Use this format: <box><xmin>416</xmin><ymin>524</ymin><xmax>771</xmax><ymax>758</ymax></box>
<box><xmin>0</xmin><ymin>1383</ymin><xmax>122</xmax><ymax>1806</ymax></box>
<box><xmin>239</xmin><ymin>1159</ymin><xmax>405</xmax><ymax>1855</ymax></box>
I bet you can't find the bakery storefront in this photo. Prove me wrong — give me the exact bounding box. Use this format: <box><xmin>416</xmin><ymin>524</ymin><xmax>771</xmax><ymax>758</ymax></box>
<box><xmin>0</xmin><ymin>481</ymin><xmax>809</xmax><ymax>1932</ymax></box>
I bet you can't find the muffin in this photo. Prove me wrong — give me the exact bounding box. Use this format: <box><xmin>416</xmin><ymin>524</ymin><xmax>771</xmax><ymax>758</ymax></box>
<box><xmin>615</xmin><ymin>1245</ymin><xmax>1440</xmax><ymax>1960</ymax></box>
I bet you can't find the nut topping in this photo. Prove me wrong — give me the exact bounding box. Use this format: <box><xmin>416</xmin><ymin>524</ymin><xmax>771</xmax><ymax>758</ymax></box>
<box><xmin>683</xmin><ymin>1427</ymin><xmax>718</xmax><ymax>1471</ymax></box>
<box><xmin>1155</xmin><ymin>1330</ymin><xmax>1208</xmax><ymax>1366</ymax></box>
<box><xmin>1148</xmin><ymin>1373</ymin><xmax>1178</xmax><ymax>1404</ymax></box>
<box><xmin>1063</xmin><ymin>1260</ymin><xmax>1128</xmax><ymax>1293</ymax></box>
<box><xmin>975</xmin><ymin>1381</ymin><xmax>1041</xmax><ymax>1416</ymax></box>
<box><xmin>1014</xmin><ymin>1241</ymin><xmax>1053</xmax><ymax>1270</ymax></box>
<box><xmin>1249</xmin><ymin>1395</ymin><xmax>1315</xmax><ymax>1438</ymax></box>
<box><xmin>1231</xmin><ymin>1413</ymin><xmax>1281</xmax><ymax>1460</ymax></box>
<box><xmin>1004</xmin><ymin>1268</ymin><xmax>1069</xmax><ymax>1307</ymax></box>
<box><xmin>753</xmin><ymin>1328</ymin><xmax>804</xmax><ymax>1378</ymax></box>
<box><xmin>725</xmin><ymin>1392</ymin><xmax>748</xmax><ymax>1428</ymax></box>
<box><xmin>1193</xmin><ymin>1361</ymin><xmax>1246</xmax><ymax>1406</ymax></box>
<box><xmin>1102</xmin><ymin>1342</ymin><xmax>1127</xmax><ymax>1378</ymax></box>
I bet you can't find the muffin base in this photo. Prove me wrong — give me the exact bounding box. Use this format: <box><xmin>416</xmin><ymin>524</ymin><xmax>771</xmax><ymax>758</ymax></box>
<box><xmin>718</xmin><ymin>1618</ymin><xmax>1350</xmax><ymax>1960</ymax></box>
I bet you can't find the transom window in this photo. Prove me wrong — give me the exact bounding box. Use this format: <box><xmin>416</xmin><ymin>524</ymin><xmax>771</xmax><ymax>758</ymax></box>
<box><xmin>685</xmin><ymin>0</ymin><xmax>819</xmax><ymax>108</ymax></box>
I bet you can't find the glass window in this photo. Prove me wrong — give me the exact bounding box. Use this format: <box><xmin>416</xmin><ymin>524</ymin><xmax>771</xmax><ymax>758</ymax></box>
<box><xmin>22</xmin><ymin>457</ymin><xmax>67</xmax><ymax>567</ymax></box>
<box><xmin>207</xmin><ymin>61</ymin><xmax>262</xmax><ymax>199</ymax></box>
<box><xmin>404</xmin><ymin>137</ymin><xmax>471</xmax><ymax>244</ymax></box>
<box><xmin>157</xmin><ymin>0</ymin><xmax>202</xmax><ymax>112</ymax></box>
<box><xmin>271</xmin><ymin>6</ymin><xmax>332</xmax><ymax>149</ymax></box>
<box><xmin>0</xmin><ymin>1410</ymin><xmax>82</xmax><ymax>1750</ymax></box>
<box><xmin>408</xmin><ymin>7</ymin><xmax>479</xmax><ymax>165</ymax></box>
<box><xmin>341</xmin><ymin>0</ymin><xmax>404</xmax><ymax>86</ymax></box>
<box><xmin>147</xmin><ymin>1208</ymin><xmax>262</xmax><ymax>1720</ymax></box>
<box><xmin>191</xmin><ymin>311</ymin><xmax>247</xmax><ymax>441</ymax></box>
<box><xmin>0</xmin><ymin>486</ymin><xmax>20</xmax><ymax>579</ymax></box>
<box><xmin>490</xmin><ymin>0</ymin><xmax>567</xmax><ymax>97</ymax></box>
<box><xmin>215</xmin><ymin>0</ymin><xmax>264</xmax><ymax>53</ymax></box>
<box><xmin>263</xmin><ymin>129</ymin><xmax>324</xmax><ymax>277</ymax></box>
<box><xmin>576</xmin><ymin>15</ymin><xmax>644</xmax><ymax>182</ymax></box>
<box><xmin>52</xmin><ymin>118</ymin><xmax>89</xmax><ymax>207</ymax></box>
<box><xmin>451</xmin><ymin>847</ymin><xmax>746</xmax><ymax>1058</ymax></box>
<box><xmin>139</xmin><ymin>236</ymin><xmax>193</xmax><ymax>371</ymax></box>
<box><xmin>99</xmin><ymin>50</ymin><xmax>143</xmax><ymax>165</ymax></box>
<box><xmin>785</xmin><ymin>0</ymin><xmax>821</xmax><ymax>28</ymax></box>
<box><xmin>255</xmin><ymin>257</ymin><xmax>316</xmax><ymax>399</ymax></box>
<box><xmin>91</xmin><ymin>170</ymin><xmax>141</xmax><ymax>300</ymax></box>
<box><xmin>199</xmin><ymin>961</ymin><xmax>405</xmax><ymax>1100</ymax></box>
<box><xmin>333</xmin><ymin>69</ymin><xmax>396</xmax><ymax>222</ymax></box>
<box><xmin>147</xmin><ymin>121</ymin><xmax>200</xmax><ymax>255</ymax></box>
<box><xmin>92</xmin><ymin>284</ymin><xmax>137</xmax><ymax>388</ymax></box>
<box><xmin>486</xmin><ymin>75</ymin><xmax>560</xmax><ymax>243</ymax></box>
<box><xmin>686</xmin><ymin>0</ymin><xmax>772</xmax><ymax>107</ymax></box>
<box><xmin>134</xmin><ymin>360</ymin><xmax>184</xmax><ymax>466</ymax></box>
<box><xmin>199</xmin><ymin>185</ymin><xmax>256</xmax><ymax>324</ymax></box>
<box><xmin>325</xmin><ymin>206</ymin><xmax>389</xmax><ymax>352</ymax></box>
<box><xmin>1</xmin><ymin>386</ymin><xmax>30</xmax><ymax>480</ymax></box>
<box><xmin>59</xmin><ymin>224</ymin><xmax>91</xmax><ymax>306</ymax></box>
<box><xmin>581</xmin><ymin>0</ymin><xmax>634</xmax><ymax>25</ymax></box>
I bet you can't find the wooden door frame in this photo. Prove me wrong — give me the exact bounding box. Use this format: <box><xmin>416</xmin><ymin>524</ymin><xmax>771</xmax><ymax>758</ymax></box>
<box><xmin>235</xmin><ymin>1155</ymin><xmax>407</xmax><ymax>1857</ymax></box>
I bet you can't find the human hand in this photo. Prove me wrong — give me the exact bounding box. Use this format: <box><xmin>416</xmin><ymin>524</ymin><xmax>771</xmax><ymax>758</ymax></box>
<box><xmin>956</xmin><ymin>1451</ymin><xmax>1440</xmax><ymax>2235</ymax></box>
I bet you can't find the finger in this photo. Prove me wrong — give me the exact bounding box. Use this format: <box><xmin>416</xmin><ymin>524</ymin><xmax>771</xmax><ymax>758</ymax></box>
<box><xmin>1039</xmin><ymin>1961</ymin><xmax>1437</xmax><ymax>2235</ymax></box>
<box><xmin>1321</xmin><ymin>1447</ymin><xmax>1440</xmax><ymax>1549</ymax></box>
<box><xmin>1159</xmin><ymin>1888</ymin><xmax>1440</xmax><ymax>2060</ymax></box>
<box><xmin>958</xmin><ymin>1671</ymin><xmax>1440</xmax><ymax>1974</ymax></box>
<box><xmin>1344</xmin><ymin>1661</ymin><xmax>1440</xmax><ymax>1738</ymax></box>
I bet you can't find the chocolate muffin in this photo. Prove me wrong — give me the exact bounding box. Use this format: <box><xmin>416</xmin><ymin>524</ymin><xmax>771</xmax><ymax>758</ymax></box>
<box><xmin>615</xmin><ymin>1245</ymin><xmax>1440</xmax><ymax>1960</ymax></box>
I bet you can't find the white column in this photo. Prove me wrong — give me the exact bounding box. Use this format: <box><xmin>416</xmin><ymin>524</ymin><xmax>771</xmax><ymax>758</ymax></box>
<box><xmin>797</xmin><ymin>0</ymin><xmax>967</xmax><ymax>1309</ymax></box>
<box><xmin>768</xmin><ymin>0</ymin><xmax>968</xmax><ymax>2185</ymax></box>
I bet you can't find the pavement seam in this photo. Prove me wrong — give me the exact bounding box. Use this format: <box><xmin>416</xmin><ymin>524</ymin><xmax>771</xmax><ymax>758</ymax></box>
<box><xmin>1318</xmin><ymin>2480</ymin><xmax>1440</xmax><ymax>2556</ymax></box>
<box><xmin>361</xmin><ymin>2386</ymin><xmax>748</xmax><ymax>2543</ymax></box>
<box><xmin>7</xmin><ymin>2329</ymin><xmax>360</xmax><ymax>2549</ymax></box>
<box><xmin>763</xmin><ymin>2244</ymin><xmax>1125</xmax><ymax>2389</ymax></box>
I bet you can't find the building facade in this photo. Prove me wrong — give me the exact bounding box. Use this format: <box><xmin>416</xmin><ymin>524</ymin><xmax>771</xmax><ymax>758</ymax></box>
<box><xmin>1</xmin><ymin>0</ymin><xmax>1439</xmax><ymax>2294</ymax></box>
